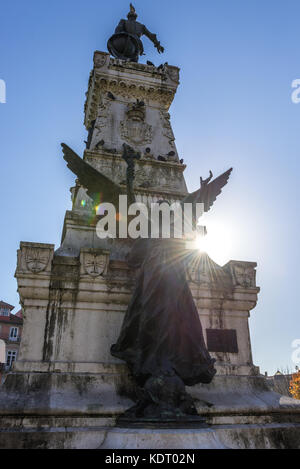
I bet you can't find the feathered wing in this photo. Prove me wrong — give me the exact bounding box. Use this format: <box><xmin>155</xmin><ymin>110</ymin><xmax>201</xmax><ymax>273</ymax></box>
<box><xmin>182</xmin><ymin>168</ymin><xmax>233</xmax><ymax>212</ymax></box>
<box><xmin>61</xmin><ymin>143</ymin><xmax>124</xmax><ymax>208</ymax></box>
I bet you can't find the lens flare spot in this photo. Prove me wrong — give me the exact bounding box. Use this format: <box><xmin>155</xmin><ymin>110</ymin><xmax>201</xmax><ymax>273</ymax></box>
<box><xmin>96</xmin><ymin>204</ymin><xmax>106</xmax><ymax>216</ymax></box>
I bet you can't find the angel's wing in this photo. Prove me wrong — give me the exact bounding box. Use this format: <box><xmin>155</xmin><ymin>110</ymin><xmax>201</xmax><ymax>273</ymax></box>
<box><xmin>62</xmin><ymin>143</ymin><xmax>124</xmax><ymax>208</ymax></box>
<box><xmin>182</xmin><ymin>168</ymin><xmax>233</xmax><ymax>213</ymax></box>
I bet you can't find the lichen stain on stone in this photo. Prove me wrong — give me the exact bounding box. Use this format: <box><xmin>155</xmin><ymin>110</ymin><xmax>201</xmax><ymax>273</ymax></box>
<box><xmin>69</xmin><ymin>374</ymin><xmax>97</xmax><ymax>397</ymax></box>
<box><xmin>43</xmin><ymin>255</ymin><xmax>80</xmax><ymax>362</ymax></box>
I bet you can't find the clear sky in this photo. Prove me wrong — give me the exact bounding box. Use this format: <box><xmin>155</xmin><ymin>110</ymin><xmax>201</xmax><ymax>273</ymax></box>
<box><xmin>1</xmin><ymin>0</ymin><xmax>299</xmax><ymax>375</ymax></box>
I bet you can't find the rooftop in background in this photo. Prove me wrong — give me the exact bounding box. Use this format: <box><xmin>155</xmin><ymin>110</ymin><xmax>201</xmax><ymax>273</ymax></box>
<box><xmin>15</xmin><ymin>309</ymin><xmax>23</xmax><ymax>319</ymax></box>
<box><xmin>0</xmin><ymin>302</ymin><xmax>23</xmax><ymax>323</ymax></box>
<box><xmin>0</xmin><ymin>314</ymin><xmax>23</xmax><ymax>324</ymax></box>
<box><xmin>0</xmin><ymin>301</ymin><xmax>14</xmax><ymax>311</ymax></box>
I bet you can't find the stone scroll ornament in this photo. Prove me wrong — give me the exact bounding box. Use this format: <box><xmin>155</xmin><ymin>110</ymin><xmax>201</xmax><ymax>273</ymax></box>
<box><xmin>107</xmin><ymin>4</ymin><xmax>164</xmax><ymax>63</ymax></box>
<box><xmin>61</xmin><ymin>142</ymin><xmax>233</xmax><ymax>424</ymax></box>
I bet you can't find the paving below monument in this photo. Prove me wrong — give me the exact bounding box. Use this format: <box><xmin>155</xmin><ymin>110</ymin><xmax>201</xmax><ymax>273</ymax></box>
<box><xmin>0</xmin><ymin>372</ymin><xmax>300</xmax><ymax>448</ymax></box>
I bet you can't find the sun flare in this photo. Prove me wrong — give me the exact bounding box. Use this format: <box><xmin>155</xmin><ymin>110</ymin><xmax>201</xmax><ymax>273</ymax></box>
<box><xmin>193</xmin><ymin>221</ymin><xmax>234</xmax><ymax>266</ymax></box>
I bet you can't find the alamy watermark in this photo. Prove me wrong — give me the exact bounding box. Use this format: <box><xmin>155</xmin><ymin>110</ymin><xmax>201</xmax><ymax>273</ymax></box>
<box><xmin>94</xmin><ymin>196</ymin><xmax>205</xmax><ymax>240</ymax></box>
<box><xmin>0</xmin><ymin>79</ymin><xmax>6</xmax><ymax>103</ymax></box>
<box><xmin>291</xmin><ymin>79</ymin><xmax>300</xmax><ymax>103</ymax></box>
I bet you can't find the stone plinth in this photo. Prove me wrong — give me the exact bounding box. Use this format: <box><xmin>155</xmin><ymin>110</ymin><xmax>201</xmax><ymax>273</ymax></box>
<box><xmin>14</xmin><ymin>242</ymin><xmax>259</xmax><ymax>375</ymax></box>
<box><xmin>1</xmin><ymin>240</ymin><xmax>297</xmax><ymax>448</ymax></box>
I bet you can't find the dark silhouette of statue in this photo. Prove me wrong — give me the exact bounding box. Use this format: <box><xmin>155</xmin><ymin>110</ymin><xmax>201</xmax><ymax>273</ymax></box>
<box><xmin>107</xmin><ymin>4</ymin><xmax>164</xmax><ymax>62</ymax></box>
<box><xmin>111</xmin><ymin>236</ymin><xmax>217</xmax><ymax>421</ymax></box>
<box><xmin>61</xmin><ymin>143</ymin><xmax>232</xmax><ymax>423</ymax></box>
<box><xmin>122</xmin><ymin>143</ymin><xmax>141</xmax><ymax>205</ymax></box>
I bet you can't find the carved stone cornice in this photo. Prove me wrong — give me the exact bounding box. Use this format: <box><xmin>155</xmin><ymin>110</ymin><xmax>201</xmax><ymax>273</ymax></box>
<box><xmin>84</xmin><ymin>51</ymin><xmax>180</xmax><ymax>129</ymax></box>
<box><xmin>84</xmin><ymin>149</ymin><xmax>186</xmax><ymax>172</ymax></box>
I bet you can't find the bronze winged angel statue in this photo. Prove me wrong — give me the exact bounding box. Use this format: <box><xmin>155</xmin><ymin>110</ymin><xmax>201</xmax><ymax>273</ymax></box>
<box><xmin>62</xmin><ymin>143</ymin><xmax>232</xmax><ymax>422</ymax></box>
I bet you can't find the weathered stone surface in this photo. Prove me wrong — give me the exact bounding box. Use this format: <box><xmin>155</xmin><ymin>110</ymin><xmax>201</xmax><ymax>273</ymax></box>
<box><xmin>14</xmin><ymin>243</ymin><xmax>259</xmax><ymax>375</ymax></box>
<box><xmin>0</xmin><ymin>372</ymin><xmax>300</xmax><ymax>448</ymax></box>
<box><xmin>7</xmin><ymin>237</ymin><xmax>300</xmax><ymax>448</ymax></box>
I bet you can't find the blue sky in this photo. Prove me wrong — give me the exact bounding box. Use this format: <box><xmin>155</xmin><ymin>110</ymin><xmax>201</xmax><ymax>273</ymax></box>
<box><xmin>1</xmin><ymin>0</ymin><xmax>300</xmax><ymax>374</ymax></box>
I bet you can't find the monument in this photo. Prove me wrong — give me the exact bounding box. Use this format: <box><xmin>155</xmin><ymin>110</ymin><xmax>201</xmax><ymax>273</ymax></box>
<box><xmin>0</xmin><ymin>4</ymin><xmax>300</xmax><ymax>449</ymax></box>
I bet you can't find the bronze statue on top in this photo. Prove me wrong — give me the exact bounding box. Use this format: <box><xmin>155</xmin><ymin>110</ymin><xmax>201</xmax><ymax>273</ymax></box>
<box><xmin>107</xmin><ymin>4</ymin><xmax>164</xmax><ymax>62</ymax></box>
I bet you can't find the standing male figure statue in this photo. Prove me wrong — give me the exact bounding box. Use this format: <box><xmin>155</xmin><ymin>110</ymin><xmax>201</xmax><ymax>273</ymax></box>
<box><xmin>107</xmin><ymin>4</ymin><xmax>164</xmax><ymax>62</ymax></box>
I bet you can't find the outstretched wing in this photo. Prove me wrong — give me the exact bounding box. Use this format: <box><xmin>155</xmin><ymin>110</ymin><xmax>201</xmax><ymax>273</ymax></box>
<box><xmin>182</xmin><ymin>168</ymin><xmax>233</xmax><ymax>212</ymax></box>
<box><xmin>62</xmin><ymin>143</ymin><xmax>123</xmax><ymax>208</ymax></box>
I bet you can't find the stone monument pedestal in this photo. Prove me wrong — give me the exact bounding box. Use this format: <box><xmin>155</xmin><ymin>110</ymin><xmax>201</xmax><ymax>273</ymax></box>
<box><xmin>0</xmin><ymin>242</ymin><xmax>299</xmax><ymax>448</ymax></box>
<box><xmin>1</xmin><ymin>52</ymin><xmax>300</xmax><ymax>448</ymax></box>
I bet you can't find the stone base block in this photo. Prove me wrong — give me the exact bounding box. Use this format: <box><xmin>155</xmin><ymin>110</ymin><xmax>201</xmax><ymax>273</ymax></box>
<box><xmin>0</xmin><ymin>423</ymin><xmax>300</xmax><ymax>449</ymax></box>
<box><xmin>1</xmin><ymin>370</ymin><xmax>300</xmax><ymax>448</ymax></box>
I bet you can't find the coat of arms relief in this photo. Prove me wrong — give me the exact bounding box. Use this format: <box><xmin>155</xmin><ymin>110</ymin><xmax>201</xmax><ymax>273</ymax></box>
<box><xmin>16</xmin><ymin>242</ymin><xmax>54</xmax><ymax>275</ymax></box>
<box><xmin>80</xmin><ymin>249</ymin><xmax>109</xmax><ymax>277</ymax></box>
<box><xmin>25</xmin><ymin>248</ymin><xmax>50</xmax><ymax>273</ymax></box>
<box><xmin>120</xmin><ymin>100</ymin><xmax>153</xmax><ymax>146</ymax></box>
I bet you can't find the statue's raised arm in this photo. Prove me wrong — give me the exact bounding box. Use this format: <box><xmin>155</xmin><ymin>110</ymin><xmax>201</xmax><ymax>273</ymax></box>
<box><xmin>142</xmin><ymin>25</ymin><xmax>164</xmax><ymax>54</ymax></box>
<box><xmin>107</xmin><ymin>3</ymin><xmax>164</xmax><ymax>62</ymax></box>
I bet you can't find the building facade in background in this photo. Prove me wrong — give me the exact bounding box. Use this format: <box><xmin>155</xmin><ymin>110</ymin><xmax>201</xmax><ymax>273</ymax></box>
<box><xmin>0</xmin><ymin>301</ymin><xmax>23</xmax><ymax>376</ymax></box>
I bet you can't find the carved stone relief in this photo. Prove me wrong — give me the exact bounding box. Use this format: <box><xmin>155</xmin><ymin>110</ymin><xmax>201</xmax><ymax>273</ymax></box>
<box><xmin>80</xmin><ymin>249</ymin><xmax>109</xmax><ymax>277</ymax></box>
<box><xmin>94</xmin><ymin>52</ymin><xmax>109</xmax><ymax>68</ymax></box>
<box><xmin>92</xmin><ymin>101</ymin><xmax>110</xmax><ymax>145</ymax></box>
<box><xmin>186</xmin><ymin>253</ymin><xmax>233</xmax><ymax>289</ymax></box>
<box><xmin>187</xmin><ymin>259</ymin><xmax>211</xmax><ymax>286</ymax></box>
<box><xmin>165</xmin><ymin>66</ymin><xmax>180</xmax><ymax>83</ymax></box>
<box><xmin>16</xmin><ymin>242</ymin><xmax>54</xmax><ymax>275</ymax></box>
<box><xmin>25</xmin><ymin>248</ymin><xmax>50</xmax><ymax>273</ymax></box>
<box><xmin>233</xmin><ymin>265</ymin><xmax>256</xmax><ymax>288</ymax></box>
<box><xmin>225</xmin><ymin>261</ymin><xmax>257</xmax><ymax>288</ymax></box>
<box><xmin>160</xmin><ymin>110</ymin><xmax>175</xmax><ymax>148</ymax></box>
<box><xmin>120</xmin><ymin>101</ymin><xmax>153</xmax><ymax>146</ymax></box>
